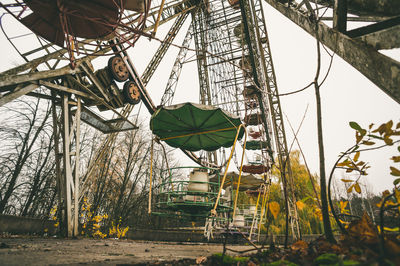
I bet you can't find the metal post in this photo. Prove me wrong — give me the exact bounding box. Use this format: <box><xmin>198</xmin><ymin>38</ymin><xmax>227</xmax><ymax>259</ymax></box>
<box><xmin>51</xmin><ymin>91</ymin><xmax>64</xmax><ymax>235</ymax></box>
<box><xmin>59</xmin><ymin>93</ymin><xmax>81</xmax><ymax>237</ymax></box>
<box><xmin>62</xmin><ymin>94</ymin><xmax>73</xmax><ymax>237</ymax></box>
<box><xmin>73</xmin><ymin>97</ymin><xmax>81</xmax><ymax>236</ymax></box>
<box><xmin>333</xmin><ymin>0</ymin><xmax>347</xmax><ymax>33</ymax></box>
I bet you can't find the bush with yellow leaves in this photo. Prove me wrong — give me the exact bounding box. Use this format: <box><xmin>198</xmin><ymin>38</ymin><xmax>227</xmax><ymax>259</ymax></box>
<box><xmin>80</xmin><ymin>197</ymin><xmax>110</xmax><ymax>239</ymax></box>
<box><xmin>80</xmin><ymin>198</ymin><xmax>129</xmax><ymax>239</ymax></box>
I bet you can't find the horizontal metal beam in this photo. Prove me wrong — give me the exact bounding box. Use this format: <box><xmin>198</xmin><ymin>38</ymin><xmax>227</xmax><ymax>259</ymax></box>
<box><xmin>320</xmin><ymin>16</ymin><xmax>392</xmax><ymax>22</ymax></box>
<box><xmin>346</xmin><ymin>15</ymin><xmax>400</xmax><ymax>38</ymax></box>
<box><xmin>0</xmin><ymin>49</ymin><xmax>66</xmax><ymax>77</ymax></box>
<box><xmin>0</xmin><ymin>84</ymin><xmax>37</xmax><ymax>107</ymax></box>
<box><xmin>38</xmin><ymin>80</ymin><xmax>98</xmax><ymax>101</ymax></box>
<box><xmin>27</xmin><ymin>91</ymin><xmax>58</xmax><ymax>101</ymax></box>
<box><xmin>264</xmin><ymin>0</ymin><xmax>400</xmax><ymax>104</ymax></box>
<box><xmin>309</xmin><ymin>0</ymin><xmax>400</xmax><ymax>17</ymax></box>
<box><xmin>76</xmin><ymin>107</ymin><xmax>138</xmax><ymax>134</ymax></box>
<box><xmin>357</xmin><ymin>24</ymin><xmax>400</xmax><ymax>49</ymax></box>
<box><xmin>0</xmin><ymin>64</ymin><xmax>82</xmax><ymax>87</ymax></box>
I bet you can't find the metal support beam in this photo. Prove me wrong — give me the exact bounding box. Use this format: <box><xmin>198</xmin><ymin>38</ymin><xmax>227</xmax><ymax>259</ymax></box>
<box><xmin>192</xmin><ymin>9</ymin><xmax>212</xmax><ymax>106</ymax></box>
<box><xmin>161</xmin><ymin>22</ymin><xmax>194</xmax><ymax>106</ymax></box>
<box><xmin>61</xmin><ymin>94</ymin><xmax>73</xmax><ymax>236</ymax></box>
<box><xmin>0</xmin><ymin>84</ymin><xmax>37</xmax><ymax>107</ymax></box>
<box><xmin>141</xmin><ymin>12</ymin><xmax>189</xmax><ymax>86</ymax></box>
<box><xmin>346</xmin><ymin>15</ymin><xmax>400</xmax><ymax>37</ymax></box>
<box><xmin>333</xmin><ymin>0</ymin><xmax>347</xmax><ymax>32</ymax></box>
<box><xmin>0</xmin><ymin>65</ymin><xmax>82</xmax><ymax>88</ymax></box>
<box><xmin>264</xmin><ymin>0</ymin><xmax>400</xmax><ymax>104</ymax></box>
<box><xmin>38</xmin><ymin>80</ymin><xmax>97</xmax><ymax>101</ymax></box>
<box><xmin>60</xmin><ymin>94</ymin><xmax>81</xmax><ymax>237</ymax></box>
<box><xmin>242</xmin><ymin>0</ymin><xmax>300</xmax><ymax>240</ymax></box>
<box><xmin>357</xmin><ymin>24</ymin><xmax>400</xmax><ymax>50</ymax></box>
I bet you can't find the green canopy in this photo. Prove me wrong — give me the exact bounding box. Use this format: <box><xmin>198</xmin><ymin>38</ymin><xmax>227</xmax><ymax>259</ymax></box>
<box><xmin>245</xmin><ymin>140</ymin><xmax>269</xmax><ymax>150</ymax></box>
<box><xmin>150</xmin><ymin>102</ymin><xmax>244</xmax><ymax>151</ymax></box>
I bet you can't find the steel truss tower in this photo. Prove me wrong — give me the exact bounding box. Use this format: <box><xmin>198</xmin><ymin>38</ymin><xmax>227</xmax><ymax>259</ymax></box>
<box><xmin>191</xmin><ymin>0</ymin><xmax>300</xmax><ymax>239</ymax></box>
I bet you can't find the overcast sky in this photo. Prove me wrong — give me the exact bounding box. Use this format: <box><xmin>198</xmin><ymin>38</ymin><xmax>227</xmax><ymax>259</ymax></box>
<box><xmin>1</xmin><ymin>2</ymin><xmax>399</xmax><ymax>194</ymax></box>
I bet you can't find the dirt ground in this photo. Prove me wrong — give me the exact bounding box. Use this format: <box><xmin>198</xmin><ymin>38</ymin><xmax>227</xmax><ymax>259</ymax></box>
<box><xmin>0</xmin><ymin>237</ymin><xmax>252</xmax><ymax>265</ymax></box>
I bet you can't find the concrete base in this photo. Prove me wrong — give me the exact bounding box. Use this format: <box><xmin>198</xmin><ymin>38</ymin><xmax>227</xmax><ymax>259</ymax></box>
<box><xmin>0</xmin><ymin>214</ymin><xmax>56</xmax><ymax>235</ymax></box>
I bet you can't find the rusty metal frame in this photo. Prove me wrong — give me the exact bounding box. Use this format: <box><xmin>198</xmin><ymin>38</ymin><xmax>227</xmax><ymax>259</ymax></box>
<box><xmin>264</xmin><ymin>0</ymin><xmax>400</xmax><ymax>104</ymax></box>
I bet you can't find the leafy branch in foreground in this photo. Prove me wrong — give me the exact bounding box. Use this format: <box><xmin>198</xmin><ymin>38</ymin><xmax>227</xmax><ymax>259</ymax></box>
<box><xmin>328</xmin><ymin>120</ymin><xmax>400</xmax><ymax>235</ymax></box>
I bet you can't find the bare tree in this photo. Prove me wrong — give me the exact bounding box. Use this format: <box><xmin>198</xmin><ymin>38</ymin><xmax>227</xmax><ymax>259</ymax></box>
<box><xmin>0</xmin><ymin>97</ymin><xmax>52</xmax><ymax>214</ymax></box>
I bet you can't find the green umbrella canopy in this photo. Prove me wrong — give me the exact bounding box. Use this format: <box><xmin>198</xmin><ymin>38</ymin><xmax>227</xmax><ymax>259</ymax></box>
<box><xmin>150</xmin><ymin>102</ymin><xmax>245</xmax><ymax>151</ymax></box>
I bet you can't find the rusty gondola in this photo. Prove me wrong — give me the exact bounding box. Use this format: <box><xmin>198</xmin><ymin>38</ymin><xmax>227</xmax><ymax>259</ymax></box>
<box><xmin>0</xmin><ymin>0</ymin><xmax>150</xmax><ymax>68</ymax></box>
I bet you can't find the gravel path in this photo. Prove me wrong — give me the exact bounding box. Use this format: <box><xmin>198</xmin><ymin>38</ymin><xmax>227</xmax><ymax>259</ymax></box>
<box><xmin>0</xmin><ymin>237</ymin><xmax>252</xmax><ymax>265</ymax></box>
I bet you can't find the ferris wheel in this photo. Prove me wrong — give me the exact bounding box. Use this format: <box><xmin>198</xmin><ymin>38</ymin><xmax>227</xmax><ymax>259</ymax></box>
<box><xmin>0</xmin><ymin>0</ymin><xmax>301</xmax><ymax>239</ymax></box>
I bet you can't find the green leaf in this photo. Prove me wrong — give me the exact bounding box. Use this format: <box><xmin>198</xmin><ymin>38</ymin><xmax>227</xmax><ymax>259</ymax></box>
<box><xmin>349</xmin><ymin>121</ymin><xmax>362</xmax><ymax>132</ymax></box>
<box><xmin>393</xmin><ymin>178</ymin><xmax>400</xmax><ymax>186</ymax></box>
<box><xmin>300</xmin><ymin>196</ymin><xmax>312</xmax><ymax>202</ymax></box>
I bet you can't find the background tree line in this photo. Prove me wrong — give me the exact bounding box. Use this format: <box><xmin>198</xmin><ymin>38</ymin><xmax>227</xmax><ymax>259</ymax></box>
<box><xmin>0</xmin><ymin>96</ymin><xmax>178</xmax><ymax>232</ymax></box>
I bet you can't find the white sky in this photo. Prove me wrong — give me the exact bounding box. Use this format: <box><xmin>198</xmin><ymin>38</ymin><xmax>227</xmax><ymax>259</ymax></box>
<box><xmin>1</xmin><ymin>3</ymin><xmax>399</xmax><ymax>194</ymax></box>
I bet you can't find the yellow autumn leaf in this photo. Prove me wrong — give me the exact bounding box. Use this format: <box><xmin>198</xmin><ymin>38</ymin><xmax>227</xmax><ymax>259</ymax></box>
<box><xmin>315</xmin><ymin>208</ymin><xmax>323</xmax><ymax>221</ymax></box>
<box><xmin>387</xmin><ymin>120</ymin><xmax>394</xmax><ymax>130</ymax></box>
<box><xmin>355</xmin><ymin>132</ymin><xmax>363</xmax><ymax>143</ymax></box>
<box><xmin>391</xmin><ymin>156</ymin><xmax>400</xmax><ymax>163</ymax></box>
<box><xmin>395</xmin><ymin>189</ymin><xmax>400</xmax><ymax>212</ymax></box>
<box><xmin>340</xmin><ymin>201</ymin><xmax>348</xmax><ymax>213</ymax></box>
<box><xmin>385</xmin><ymin>200</ymin><xmax>397</xmax><ymax>206</ymax></box>
<box><xmin>296</xmin><ymin>201</ymin><xmax>305</xmax><ymax>211</ymax></box>
<box><xmin>383</xmin><ymin>190</ymin><xmax>391</xmax><ymax>197</ymax></box>
<box><xmin>353</xmin><ymin>151</ymin><xmax>360</xmax><ymax>162</ymax></box>
<box><xmin>354</xmin><ymin>183</ymin><xmax>361</xmax><ymax>194</ymax></box>
<box><xmin>390</xmin><ymin>166</ymin><xmax>400</xmax><ymax>176</ymax></box>
<box><xmin>341</xmin><ymin>179</ymin><xmax>353</xmax><ymax>183</ymax></box>
<box><xmin>372</xmin><ymin>123</ymin><xmax>385</xmax><ymax>134</ymax></box>
<box><xmin>395</xmin><ymin>189</ymin><xmax>400</xmax><ymax>202</ymax></box>
<box><xmin>337</xmin><ymin>160</ymin><xmax>350</xmax><ymax>167</ymax></box>
<box><xmin>362</xmin><ymin>141</ymin><xmax>375</xmax><ymax>146</ymax></box>
<box><xmin>356</xmin><ymin>161</ymin><xmax>365</xmax><ymax>166</ymax></box>
<box><xmin>384</xmin><ymin>135</ymin><xmax>393</xmax><ymax>145</ymax></box>
<box><xmin>347</xmin><ymin>184</ymin><xmax>354</xmax><ymax>193</ymax></box>
<box><xmin>383</xmin><ymin>227</ymin><xmax>399</xmax><ymax>232</ymax></box>
<box><xmin>269</xmin><ymin>201</ymin><xmax>280</xmax><ymax>219</ymax></box>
